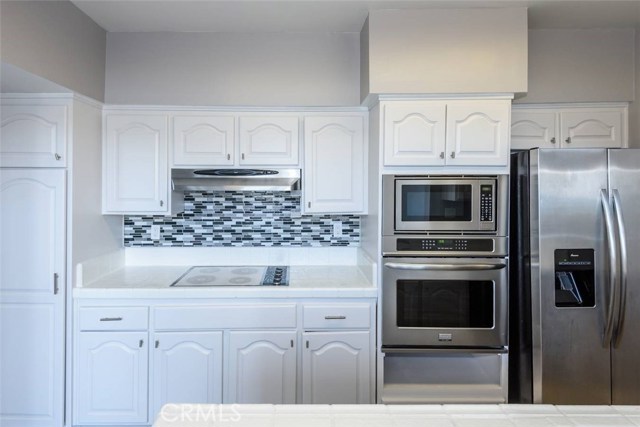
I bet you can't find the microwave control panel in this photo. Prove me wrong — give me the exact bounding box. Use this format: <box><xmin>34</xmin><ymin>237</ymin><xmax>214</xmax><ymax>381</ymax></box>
<box><xmin>396</xmin><ymin>238</ymin><xmax>494</xmax><ymax>252</ymax></box>
<box><xmin>480</xmin><ymin>184</ymin><xmax>494</xmax><ymax>222</ymax></box>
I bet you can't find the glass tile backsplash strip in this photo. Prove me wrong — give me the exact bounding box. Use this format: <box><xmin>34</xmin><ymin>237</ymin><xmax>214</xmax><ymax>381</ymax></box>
<box><xmin>124</xmin><ymin>191</ymin><xmax>360</xmax><ymax>247</ymax></box>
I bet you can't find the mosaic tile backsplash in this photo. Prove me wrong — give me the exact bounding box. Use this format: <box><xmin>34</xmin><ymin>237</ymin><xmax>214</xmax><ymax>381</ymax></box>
<box><xmin>124</xmin><ymin>191</ymin><xmax>360</xmax><ymax>247</ymax></box>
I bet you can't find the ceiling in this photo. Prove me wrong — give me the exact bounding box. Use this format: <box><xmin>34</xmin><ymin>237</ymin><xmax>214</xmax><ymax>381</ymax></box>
<box><xmin>71</xmin><ymin>0</ymin><xmax>640</xmax><ymax>33</ymax></box>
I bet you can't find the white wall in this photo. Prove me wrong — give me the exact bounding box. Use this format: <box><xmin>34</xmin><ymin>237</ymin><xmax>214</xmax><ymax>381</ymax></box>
<box><xmin>363</xmin><ymin>8</ymin><xmax>528</xmax><ymax>99</ymax></box>
<box><xmin>70</xmin><ymin>99</ymin><xmax>122</xmax><ymax>284</ymax></box>
<box><xmin>0</xmin><ymin>1</ymin><xmax>106</xmax><ymax>101</ymax></box>
<box><xmin>105</xmin><ymin>32</ymin><xmax>360</xmax><ymax>106</ymax></box>
<box><xmin>631</xmin><ymin>29</ymin><xmax>640</xmax><ymax>147</ymax></box>
<box><xmin>516</xmin><ymin>29</ymin><xmax>636</xmax><ymax>104</ymax></box>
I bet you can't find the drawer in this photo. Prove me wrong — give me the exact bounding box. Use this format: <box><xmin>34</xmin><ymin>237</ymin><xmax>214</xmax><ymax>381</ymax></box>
<box><xmin>79</xmin><ymin>306</ymin><xmax>148</xmax><ymax>331</ymax></box>
<box><xmin>303</xmin><ymin>303</ymin><xmax>371</xmax><ymax>330</ymax></box>
<box><xmin>154</xmin><ymin>304</ymin><xmax>297</xmax><ymax>330</ymax></box>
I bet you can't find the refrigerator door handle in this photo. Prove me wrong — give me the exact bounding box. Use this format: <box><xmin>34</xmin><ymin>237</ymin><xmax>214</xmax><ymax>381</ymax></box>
<box><xmin>601</xmin><ymin>189</ymin><xmax>619</xmax><ymax>347</ymax></box>
<box><xmin>612</xmin><ymin>189</ymin><xmax>628</xmax><ymax>347</ymax></box>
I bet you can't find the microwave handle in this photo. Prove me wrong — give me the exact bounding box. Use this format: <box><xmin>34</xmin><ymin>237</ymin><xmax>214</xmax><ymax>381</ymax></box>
<box><xmin>384</xmin><ymin>262</ymin><xmax>506</xmax><ymax>271</ymax></box>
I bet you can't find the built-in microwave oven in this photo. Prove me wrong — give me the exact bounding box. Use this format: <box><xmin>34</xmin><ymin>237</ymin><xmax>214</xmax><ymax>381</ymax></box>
<box><xmin>382</xmin><ymin>175</ymin><xmax>508</xmax><ymax>236</ymax></box>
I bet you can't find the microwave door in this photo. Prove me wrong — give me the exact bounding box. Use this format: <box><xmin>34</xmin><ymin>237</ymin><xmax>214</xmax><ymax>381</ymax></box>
<box><xmin>394</xmin><ymin>179</ymin><xmax>479</xmax><ymax>232</ymax></box>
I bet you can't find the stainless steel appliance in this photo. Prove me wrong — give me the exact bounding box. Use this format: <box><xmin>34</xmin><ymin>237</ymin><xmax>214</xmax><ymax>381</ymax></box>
<box><xmin>171</xmin><ymin>266</ymin><xmax>289</xmax><ymax>287</ymax></box>
<box><xmin>509</xmin><ymin>148</ymin><xmax>640</xmax><ymax>404</ymax></box>
<box><xmin>381</xmin><ymin>174</ymin><xmax>510</xmax><ymax>403</ymax></box>
<box><xmin>171</xmin><ymin>168</ymin><xmax>301</xmax><ymax>192</ymax></box>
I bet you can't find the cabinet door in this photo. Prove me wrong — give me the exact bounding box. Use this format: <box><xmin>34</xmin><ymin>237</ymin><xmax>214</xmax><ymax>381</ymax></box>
<box><xmin>511</xmin><ymin>110</ymin><xmax>558</xmax><ymax>150</ymax></box>
<box><xmin>446</xmin><ymin>101</ymin><xmax>510</xmax><ymax>166</ymax></box>
<box><xmin>238</xmin><ymin>116</ymin><xmax>299</xmax><ymax>165</ymax></box>
<box><xmin>304</xmin><ymin>115</ymin><xmax>365</xmax><ymax>214</ymax></box>
<box><xmin>0</xmin><ymin>169</ymin><xmax>65</xmax><ymax>427</ymax></box>
<box><xmin>227</xmin><ymin>331</ymin><xmax>296</xmax><ymax>404</ymax></box>
<box><xmin>75</xmin><ymin>332</ymin><xmax>148</xmax><ymax>425</ymax></box>
<box><xmin>0</xmin><ymin>104</ymin><xmax>67</xmax><ymax>167</ymax></box>
<box><xmin>104</xmin><ymin>114</ymin><xmax>168</xmax><ymax>213</ymax></box>
<box><xmin>172</xmin><ymin>115</ymin><xmax>234</xmax><ymax>166</ymax></box>
<box><xmin>382</xmin><ymin>101</ymin><xmax>446</xmax><ymax>166</ymax></box>
<box><xmin>302</xmin><ymin>331</ymin><xmax>371</xmax><ymax>404</ymax></box>
<box><xmin>152</xmin><ymin>331</ymin><xmax>223</xmax><ymax>416</ymax></box>
<box><xmin>560</xmin><ymin>109</ymin><xmax>625</xmax><ymax>148</ymax></box>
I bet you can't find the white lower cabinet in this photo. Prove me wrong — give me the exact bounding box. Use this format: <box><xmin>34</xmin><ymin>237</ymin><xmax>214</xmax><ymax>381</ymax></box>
<box><xmin>302</xmin><ymin>331</ymin><xmax>371</xmax><ymax>404</ymax></box>
<box><xmin>226</xmin><ymin>331</ymin><xmax>297</xmax><ymax>404</ymax></box>
<box><xmin>152</xmin><ymin>332</ymin><xmax>223</xmax><ymax>417</ymax></box>
<box><xmin>75</xmin><ymin>331</ymin><xmax>149</xmax><ymax>425</ymax></box>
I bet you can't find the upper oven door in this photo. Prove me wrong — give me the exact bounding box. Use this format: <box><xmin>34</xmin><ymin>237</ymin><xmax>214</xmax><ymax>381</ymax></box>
<box><xmin>393</xmin><ymin>178</ymin><xmax>495</xmax><ymax>233</ymax></box>
<box><xmin>382</xmin><ymin>257</ymin><xmax>508</xmax><ymax>349</ymax></box>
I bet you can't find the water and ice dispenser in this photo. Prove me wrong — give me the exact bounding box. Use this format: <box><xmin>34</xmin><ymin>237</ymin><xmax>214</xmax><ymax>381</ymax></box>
<box><xmin>554</xmin><ymin>249</ymin><xmax>595</xmax><ymax>308</ymax></box>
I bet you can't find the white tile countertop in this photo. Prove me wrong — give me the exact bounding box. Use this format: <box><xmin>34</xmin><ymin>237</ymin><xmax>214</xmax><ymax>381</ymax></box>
<box><xmin>153</xmin><ymin>404</ymin><xmax>640</xmax><ymax>427</ymax></box>
<box><xmin>73</xmin><ymin>265</ymin><xmax>376</xmax><ymax>299</ymax></box>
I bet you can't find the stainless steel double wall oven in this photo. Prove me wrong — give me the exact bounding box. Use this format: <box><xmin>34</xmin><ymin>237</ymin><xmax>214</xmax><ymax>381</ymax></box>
<box><xmin>381</xmin><ymin>175</ymin><xmax>509</xmax><ymax>403</ymax></box>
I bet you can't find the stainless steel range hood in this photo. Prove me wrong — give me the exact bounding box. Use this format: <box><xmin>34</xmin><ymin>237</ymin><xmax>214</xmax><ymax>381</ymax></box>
<box><xmin>171</xmin><ymin>168</ymin><xmax>301</xmax><ymax>192</ymax></box>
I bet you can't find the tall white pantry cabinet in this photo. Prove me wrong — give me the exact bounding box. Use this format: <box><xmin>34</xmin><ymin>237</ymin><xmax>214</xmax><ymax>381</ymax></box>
<box><xmin>0</xmin><ymin>97</ymin><xmax>69</xmax><ymax>427</ymax></box>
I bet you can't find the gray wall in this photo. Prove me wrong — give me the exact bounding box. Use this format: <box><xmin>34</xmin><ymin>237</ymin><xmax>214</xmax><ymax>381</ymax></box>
<box><xmin>631</xmin><ymin>30</ymin><xmax>640</xmax><ymax>148</ymax></box>
<box><xmin>105</xmin><ymin>32</ymin><xmax>360</xmax><ymax>106</ymax></box>
<box><xmin>515</xmin><ymin>29</ymin><xmax>636</xmax><ymax>104</ymax></box>
<box><xmin>363</xmin><ymin>8</ymin><xmax>528</xmax><ymax>99</ymax></box>
<box><xmin>0</xmin><ymin>1</ymin><xmax>106</xmax><ymax>101</ymax></box>
<box><xmin>360</xmin><ymin>17</ymin><xmax>370</xmax><ymax>103</ymax></box>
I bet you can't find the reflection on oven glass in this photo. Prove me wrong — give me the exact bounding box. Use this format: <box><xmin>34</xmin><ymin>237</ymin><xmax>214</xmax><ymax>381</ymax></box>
<box><xmin>397</xmin><ymin>280</ymin><xmax>494</xmax><ymax>328</ymax></box>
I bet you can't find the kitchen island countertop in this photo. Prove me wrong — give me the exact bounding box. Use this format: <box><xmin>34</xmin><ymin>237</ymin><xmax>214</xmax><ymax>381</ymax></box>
<box><xmin>152</xmin><ymin>404</ymin><xmax>640</xmax><ymax>427</ymax></box>
<box><xmin>74</xmin><ymin>265</ymin><xmax>376</xmax><ymax>299</ymax></box>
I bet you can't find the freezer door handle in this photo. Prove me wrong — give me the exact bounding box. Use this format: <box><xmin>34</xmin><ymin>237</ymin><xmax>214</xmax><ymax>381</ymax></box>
<box><xmin>612</xmin><ymin>189</ymin><xmax>628</xmax><ymax>347</ymax></box>
<box><xmin>601</xmin><ymin>189</ymin><xmax>619</xmax><ymax>347</ymax></box>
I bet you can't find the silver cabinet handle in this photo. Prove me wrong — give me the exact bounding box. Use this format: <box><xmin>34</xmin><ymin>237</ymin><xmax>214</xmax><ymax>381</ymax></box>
<box><xmin>100</xmin><ymin>317</ymin><xmax>123</xmax><ymax>322</ymax></box>
<box><xmin>227</xmin><ymin>154</ymin><xmax>231</xmax><ymax>161</ymax></box>
<box><xmin>565</xmin><ymin>137</ymin><xmax>572</xmax><ymax>144</ymax></box>
<box><xmin>290</xmin><ymin>340</ymin><xmax>294</xmax><ymax>348</ymax></box>
<box><xmin>324</xmin><ymin>315</ymin><xmax>347</xmax><ymax>320</ymax></box>
<box><xmin>385</xmin><ymin>262</ymin><xmax>505</xmax><ymax>271</ymax></box>
<box><xmin>139</xmin><ymin>340</ymin><xmax>144</xmax><ymax>348</ymax></box>
<box><xmin>439</xmin><ymin>152</ymin><xmax>445</xmax><ymax>159</ymax></box>
<box><xmin>308</xmin><ymin>202</ymin><xmax>311</xmax><ymax>208</ymax></box>
<box><xmin>160</xmin><ymin>200</ymin><xmax>164</xmax><ymax>207</ymax></box>
<box><xmin>601</xmin><ymin>189</ymin><xmax>618</xmax><ymax>347</ymax></box>
<box><xmin>612</xmin><ymin>189</ymin><xmax>628</xmax><ymax>347</ymax></box>
<box><xmin>53</xmin><ymin>273</ymin><xmax>59</xmax><ymax>295</ymax></box>
<box><xmin>450</xmin><ymin>152</ymin><xmax>456</xmax><ymax>159</ymax></box>
<box><xmin>155</xmin><ymin>340</ymin><xmax>159</xmax><ymax>349</ymax></box>
<box><xmin>54</xmin><ymin>153</ymin><xmax>61</xmax><ymax>160</ymax></box>
<box><xmin>550</xmin><ymin>137</ymin><xmax>556</xmax><ymax>144</ymax></box>
<box><xmin>241</xmin><ymin>153</ymin><xmax>245</xmax><ymax>160</ymax></box>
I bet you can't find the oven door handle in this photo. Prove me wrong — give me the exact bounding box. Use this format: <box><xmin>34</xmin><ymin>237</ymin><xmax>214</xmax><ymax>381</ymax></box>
<box><xmin>384</xmin><ymin>262</ymin><xmax>506</xmax><ymax>271</ymax></box>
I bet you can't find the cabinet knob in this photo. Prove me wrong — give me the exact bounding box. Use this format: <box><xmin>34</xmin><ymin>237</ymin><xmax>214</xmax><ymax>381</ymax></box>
<box><xmin>241</xmin><ymin>153</ymin><xmax>245</xmax><ymax>160</ymax></box>
<box><xmin>439</xmin><ymin>152</ymin><xmax>445</xmax><ymax>159</ymax></box>
<box><xmin>308</xmin><ymin>202</ymin><xmax>311</xmax><ymax>208</ymax></box>
<box><xmin>54</xmin><ymin>153</ymin><xmax>61</xmax><ymax>160</ymax></box>
<box><xmin>160</xmin><ymin>200</ymin><xmax>164</xmax><ymax>207</ymax></box>
<box><xmin>155</xmin><ymin>340</ymin><xmax>159</xmax><ymax>349</ymax></box>
<box><xmin>550</xmin><ymin>137</ymin><xmax>556</xmax><ymax>144</ymax></box>
<box><xmin>450</xmin><ymin>152</ymin><xmax>456</xmax><ymax>159</ymax></box>
<box><xmin>139</xmin><ymin>340</ymin><xmax>144</xmax><ymax>348</ymax></box>
<box><xmin>227</xmin><ymin>154</ymin><xmax>231</xmax><ymax>161</ymax></box>
<box><xmin>565</xmin><ymin>137</ymin><xmax>572</xmax><ymax>144</ymax></box>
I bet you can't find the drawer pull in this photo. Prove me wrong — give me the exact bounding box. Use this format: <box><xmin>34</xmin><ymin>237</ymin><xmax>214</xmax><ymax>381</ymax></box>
<box><xmin>99</xmin><ymin>317</ymin><xmax>123</xmax><ymax>322</ymax></box>
<box><xmin>324</xmin><ymin>315</ymin><xmax>347</xmax><ymax>320</ymax></box>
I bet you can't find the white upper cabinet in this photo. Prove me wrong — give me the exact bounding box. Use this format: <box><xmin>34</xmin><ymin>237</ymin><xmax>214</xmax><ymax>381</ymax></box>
<box><xmin>511</xmin><ymin>105</ymin><xmax>627</xmax><ymax>150</ymax></box>
<box><xmin>303</xmin><ymin>115</ymin><xmax>366</xmax><ymax>214</ymax></box>
<box><xmin>172</xmin><ymin>115</ymin><xmax>234</xmax><ymax>166</ymax></box>
<box><xmin>238</xmin><ymin>116</ymin><xmax>299</xmax><ymax>165</ymax></box>
<box><xmin>446</xmin><ymin>101</ymin><xmax>510</xmax><ymax>166</ymax></box>
<box><xmin>103</xmin><ymin>113</ymin><xmax>169</xmax><ymax>214</ymax></box>
<box><xmin>0</xmin><ymin>102</ymin><xmax>68</xmax><ymax>167</ymax></box>
<box><xmin>511</xmin><ymin>111</ymin><xmax>558</xmax><ymax>149</ymax></box>
<box><xmin>383</xmin><ymin>102</ymin><xmax>446</xmax><ymax>166</ymax></box>
<box><xmin>383</xmin><ymin>99</ymin><xmax>511</xmax><ymax>167</ymax></box>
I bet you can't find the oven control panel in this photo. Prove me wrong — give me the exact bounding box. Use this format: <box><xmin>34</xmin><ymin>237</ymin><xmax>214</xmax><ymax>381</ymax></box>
<box><xmin>480</xmin><ymin>184</ymin><xmax>494</xmax><ymax>222</ymax></box>
<box><xmin>396</xmin><ymin>238</ymin><xmax>494</xmax><ymax>252</ymax></box>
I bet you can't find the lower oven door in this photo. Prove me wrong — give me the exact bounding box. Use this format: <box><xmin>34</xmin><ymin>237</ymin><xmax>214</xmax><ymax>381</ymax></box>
<box><xmin>382</xmin><ymin>257</ymin><xmax>508</xmax><ymax>349</ymax></box>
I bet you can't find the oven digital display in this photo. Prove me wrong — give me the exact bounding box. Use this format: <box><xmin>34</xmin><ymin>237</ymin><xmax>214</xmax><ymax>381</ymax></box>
<box><xmin>396</xmin><ymin>238</ymin><xmax>494</xmax><ymax>252</ymax></box>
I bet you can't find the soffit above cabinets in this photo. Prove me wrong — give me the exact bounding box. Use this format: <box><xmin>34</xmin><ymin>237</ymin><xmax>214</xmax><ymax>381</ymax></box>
<box><xmin>71</xmin><ymin>0</ymin><xmax>640</xmax><ymax>33</ymax></box>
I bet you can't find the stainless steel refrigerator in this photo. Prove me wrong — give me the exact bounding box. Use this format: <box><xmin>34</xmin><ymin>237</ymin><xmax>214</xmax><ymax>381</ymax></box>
<box><xmin>509</xmin><ymin>148</ymin><xmax>640</xmax><ymax>404</ymax></box>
